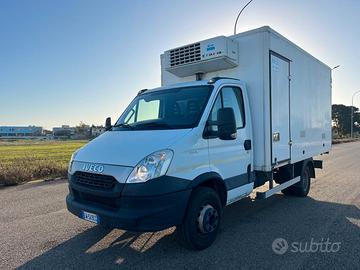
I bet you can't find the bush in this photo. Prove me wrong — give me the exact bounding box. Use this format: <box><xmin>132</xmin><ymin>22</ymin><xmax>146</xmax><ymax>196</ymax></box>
<box><xmin>0</xmin><ymin>140</ymin><xmax>86</xmax><ymax>186</ymax></box>
<box><xmin>0</xmin><ymin>157</ymin><xmax>68</xmax><ymax>186</ymax></box>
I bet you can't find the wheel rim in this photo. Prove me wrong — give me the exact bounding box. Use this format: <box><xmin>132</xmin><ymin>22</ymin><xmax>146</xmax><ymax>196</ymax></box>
<box><xmin>197</xmin><ymin>204</ymin><xmax>219</xmax><ymax>234</ymax></box>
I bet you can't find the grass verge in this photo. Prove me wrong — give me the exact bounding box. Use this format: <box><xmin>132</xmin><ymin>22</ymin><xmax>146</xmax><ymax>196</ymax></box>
<box><xmin>0</xmin><ymin>140</ymin><xmax>87</xmax><ymax>186</ymax></box>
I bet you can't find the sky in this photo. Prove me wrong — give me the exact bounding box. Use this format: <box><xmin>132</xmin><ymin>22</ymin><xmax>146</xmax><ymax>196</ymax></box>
<box><xmin>0</xmin><ymin>0</ymin><xmax>359</xmax><ymax>129</ymax></box>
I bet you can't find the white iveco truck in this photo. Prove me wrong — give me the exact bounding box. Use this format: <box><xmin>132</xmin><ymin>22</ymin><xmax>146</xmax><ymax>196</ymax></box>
<box><xmin>67</xmin><ymin>26</ymin><xmax>331</xmax><ymax>250</ymax></box>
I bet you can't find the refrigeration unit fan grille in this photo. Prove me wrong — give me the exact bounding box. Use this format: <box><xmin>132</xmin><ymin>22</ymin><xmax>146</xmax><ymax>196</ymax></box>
<box><xmin>169</xmin><ymin>43</ymin><xmax>201</xmax><ymax>67</ymax></box>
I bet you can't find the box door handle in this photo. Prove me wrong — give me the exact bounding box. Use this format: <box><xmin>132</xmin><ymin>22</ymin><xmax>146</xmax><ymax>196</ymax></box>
<box><xmin>273</xmin><ymin>132</ymin><xmax>280</xmax><ymax>142</ymax></box>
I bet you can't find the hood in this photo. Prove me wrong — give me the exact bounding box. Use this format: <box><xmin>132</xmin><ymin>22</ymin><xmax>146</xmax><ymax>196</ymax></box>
<box><xmin>74</xmin><ymin>129</ymin><xmax>191</xmax><ymax>167</ymax></box>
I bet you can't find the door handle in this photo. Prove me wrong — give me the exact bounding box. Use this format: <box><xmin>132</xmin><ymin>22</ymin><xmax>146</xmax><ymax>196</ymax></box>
<box><xmin>244</xmin><ymin>139</ymin><xmax>251</xmax><ymax>150</ymax></box>
<box><xmin>273</xmin><ymin>132</ymin><xmax>280</xmax><ymax>142</ymax></box>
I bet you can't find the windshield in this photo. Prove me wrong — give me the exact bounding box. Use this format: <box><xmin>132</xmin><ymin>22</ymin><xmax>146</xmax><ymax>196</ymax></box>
<box><xmin>113</xmin><ymin>85</ymin><xmax>213</xmax><ymax>130</ymax></box>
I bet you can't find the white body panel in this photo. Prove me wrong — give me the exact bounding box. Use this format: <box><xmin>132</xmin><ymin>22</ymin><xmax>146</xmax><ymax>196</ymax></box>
<box><xmin>161</xmin><ymin>26</ymin><xmax>332</xmax><ymax>172</ymax></box>
<box><xmin>74</xmin><ymin>129</ymin><xmax>191</xmax><ymax>167</ymax></box>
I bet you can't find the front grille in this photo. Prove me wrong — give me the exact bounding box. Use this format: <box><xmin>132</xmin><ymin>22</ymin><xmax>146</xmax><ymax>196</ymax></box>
<box><xmin>74</xmin><ymin>171</ymin><xmax>116</xmax><ymax>190</ymax></box>
<box><xmin>169</xmin><ymin>43</ymin><xmax>201</xmax><ymax>67</ymax></box>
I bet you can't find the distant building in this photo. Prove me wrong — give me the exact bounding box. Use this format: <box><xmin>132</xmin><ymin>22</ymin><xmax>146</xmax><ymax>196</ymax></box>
<box><xmin>52</xmin><ymin>125</ymin><xmax>76</xmax><ymax>138</ymax></box>
<box><xmin>43</xmin><ymin>129</ymin><xmax>53</xmax><ymax>136</ymax></box>
<box><xmin>0</xmin><ymin>126</ymin><xmax>43</xmax><ymax>137</ymax></box>
<box><xmin>90</xmin><ymin>126</ymin><xmax>105</xmax><ymax>137</ymax></box>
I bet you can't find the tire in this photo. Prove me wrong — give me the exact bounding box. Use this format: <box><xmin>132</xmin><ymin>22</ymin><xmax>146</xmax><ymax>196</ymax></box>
<box><xmin>281</xmin><ymin>186</ymin><xmax>295</xmax><ymax>195</ymax></box>
<box><xmin>176</xmin><ymin>187</ymin><xmax>222</xmax><ymax>250</ymax></box>
<box><xmin>281</xmin><ymin>164</ymin><xmax>311</xmax><ymax>197</ymax></box>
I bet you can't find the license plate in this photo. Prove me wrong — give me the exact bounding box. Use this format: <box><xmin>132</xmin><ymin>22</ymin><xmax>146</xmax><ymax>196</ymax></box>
<box><xmin>81</xmin><ymin>211</ymin><xmax>100</xmax><ymax>224</ymax></box>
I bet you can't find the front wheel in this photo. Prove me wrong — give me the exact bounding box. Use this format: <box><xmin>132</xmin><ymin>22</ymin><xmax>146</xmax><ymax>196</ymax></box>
<box><xmin>176</xmin><ymin>187</ymin><xmax>222</xmax><ymax>250</ymax></box>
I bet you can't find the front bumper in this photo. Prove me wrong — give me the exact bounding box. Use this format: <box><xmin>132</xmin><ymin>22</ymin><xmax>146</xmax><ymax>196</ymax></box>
<box><xmin>66</xmin><ymin>174</ymin><xmax>191</xmax><ymax>232</ymax></box>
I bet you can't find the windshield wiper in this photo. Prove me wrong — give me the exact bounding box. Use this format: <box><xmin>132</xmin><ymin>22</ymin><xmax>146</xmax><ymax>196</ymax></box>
<box><xmin>133</xmin><ymin>122</ymin><xmax>172</xmax><ymax>128</ymax></box>
<box><xmin>112</xmin><ymin>123</ymin><xmax>134</xmax><ymax>130</ymax></box>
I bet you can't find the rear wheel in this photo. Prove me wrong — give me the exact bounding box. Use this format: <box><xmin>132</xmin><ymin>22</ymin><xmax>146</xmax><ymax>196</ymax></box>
<box><xmin>282</xmin><ymin>164</ymin><xmax>311</xmax><ymax>197</ymax></box>
<box><xmin>176</xmin><ymin>187</ymin><xmax>222</xmax><ymax>250</ymax></box>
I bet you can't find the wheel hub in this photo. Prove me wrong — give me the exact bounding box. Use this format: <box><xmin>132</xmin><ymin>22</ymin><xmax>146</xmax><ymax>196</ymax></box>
<box><xmin>197</xmin><ymin>204</ymin><xmax>219</xmax><ymax>234</ymax></box>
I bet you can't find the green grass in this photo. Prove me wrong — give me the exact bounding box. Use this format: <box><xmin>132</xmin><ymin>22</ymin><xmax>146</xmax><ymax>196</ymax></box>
<box><xmin>0</xmin><ymin>140</ymin><xmax>87</xmax><ymax>186</ymax></box>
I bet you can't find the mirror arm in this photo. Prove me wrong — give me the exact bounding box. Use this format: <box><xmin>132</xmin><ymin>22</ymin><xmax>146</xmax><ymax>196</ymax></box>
<box><xmin>203</xmin><ymin>122</ymin><xmax>219</xmax><ymax>139</ymax></box>
<box><xmin>206</xmin><ymin>120</ymin><xmax>217</xmax><ymax>126</ymax></box>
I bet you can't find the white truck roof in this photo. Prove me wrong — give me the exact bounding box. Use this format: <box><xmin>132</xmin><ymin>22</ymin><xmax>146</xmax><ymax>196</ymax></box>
<box><xmin>233</xmin><ymin>26</ymin><xmax>331</xmax><ymax>69</ymax></box>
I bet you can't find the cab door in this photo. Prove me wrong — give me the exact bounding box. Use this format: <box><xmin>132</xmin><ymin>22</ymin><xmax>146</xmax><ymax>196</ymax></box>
<box><xmin>206</xmin><ymin>85</ymin><xmax>252</xmax><ymax>203</ymax></box>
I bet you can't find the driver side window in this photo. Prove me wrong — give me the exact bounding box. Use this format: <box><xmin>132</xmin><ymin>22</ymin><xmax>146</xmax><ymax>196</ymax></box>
<box><xmin>207</xmin><ymin>86</ymin><xmax>245</xmax><ymax>133</ymax></box>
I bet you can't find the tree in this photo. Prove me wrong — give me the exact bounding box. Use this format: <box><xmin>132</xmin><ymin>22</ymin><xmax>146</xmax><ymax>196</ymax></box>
<box><xmin>75</xmin><ymin>122</ymin><xmax>90</xmax><ymax>137</ymax></box>
<box><xmin>332</xmin><ymin>104</ymin><xmax>360</xmax><ymax>136</ymax></box>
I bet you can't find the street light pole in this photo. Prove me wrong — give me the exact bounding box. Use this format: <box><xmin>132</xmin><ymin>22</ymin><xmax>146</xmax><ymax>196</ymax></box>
<box><xmin>234</xmin><ymin>0</ymin><xmax>254</xmax><ymax>35</ymax></box>
<box><xmin>351</xmin><ymin>90</ymin><xmax>360</xmax><ymax>138</ymax></box>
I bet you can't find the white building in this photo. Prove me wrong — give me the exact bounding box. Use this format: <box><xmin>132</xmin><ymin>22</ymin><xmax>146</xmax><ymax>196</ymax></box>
<box><xmin>52</xmin><ymin>125</ymin><xmax>76</xmax><ymax>138</ymax></box>
<box><xmin>0</xmin><ymin>126</ymin><xmax>43</xmax><ymax>137</ymax></box>
<box><xmin>90</xmin><ymin>126</ymin><xmax>105</xmax><ymax>137</ymax></box>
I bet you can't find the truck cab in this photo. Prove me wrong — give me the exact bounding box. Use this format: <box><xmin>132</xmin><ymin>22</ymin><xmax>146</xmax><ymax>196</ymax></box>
<box><xmin>67</xmin><ymin>78</ymin><xmax>256</xmax><ymax>248</ymax></box>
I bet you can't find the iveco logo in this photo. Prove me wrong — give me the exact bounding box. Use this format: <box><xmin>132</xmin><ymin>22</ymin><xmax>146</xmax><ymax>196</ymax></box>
<box><xmin>82</xmin><ymin>163</ymin><xmax>104</xmax><ymax>173</ymax></box>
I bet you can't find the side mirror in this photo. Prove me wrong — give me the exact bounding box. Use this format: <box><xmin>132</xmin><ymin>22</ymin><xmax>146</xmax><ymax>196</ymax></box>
<box><xmin>217</xmin><ymin>108</ymin><xmax>237</xmax><ymax>140</ymax></box>
<box><xmin>105</xmin><ymin>117</ymin><xmax>112</xmax><ymax>131</ymax></box>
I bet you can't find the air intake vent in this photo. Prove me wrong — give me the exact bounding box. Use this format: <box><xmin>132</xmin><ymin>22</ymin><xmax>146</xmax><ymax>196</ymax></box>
<box><xmin>163</xmin><ymin>36</ymin><xmax>238</xmax><ymax>77</ymax></box>
<box><xmin>74</xmin><ymin>171</ymin><xmax>116</xmax><ymax>190</ymax></box>
<box><xmin>169</xmin><ymin>43</ymin><xmax>201</xmax><ymax>67</ymax></box>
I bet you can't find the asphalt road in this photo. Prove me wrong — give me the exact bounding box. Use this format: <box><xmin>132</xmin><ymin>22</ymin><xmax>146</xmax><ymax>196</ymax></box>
<box><xmin>1</xmin><ymin>142</ymin><xmax>360</xmax><ymax>270</ymax></box>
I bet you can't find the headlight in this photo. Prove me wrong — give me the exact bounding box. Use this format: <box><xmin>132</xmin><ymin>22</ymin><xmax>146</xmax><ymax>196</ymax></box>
<box><xmin>127</xmin><ymin>149</ymin><xmax>174</xmax><ymax>183</ymax></box>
